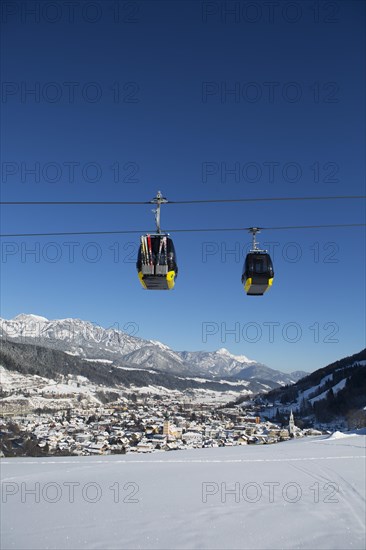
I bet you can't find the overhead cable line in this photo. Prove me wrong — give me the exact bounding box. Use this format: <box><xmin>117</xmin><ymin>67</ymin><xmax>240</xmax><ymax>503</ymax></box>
<box><xmin>1</xmin><ymin>195</ymin><xmax>365</xmax><ymax>206</ymax></box>
<box><xmin>1</xmin><ymin>223</ymin><xmax>365</xmax><ymax>238</ymax></box>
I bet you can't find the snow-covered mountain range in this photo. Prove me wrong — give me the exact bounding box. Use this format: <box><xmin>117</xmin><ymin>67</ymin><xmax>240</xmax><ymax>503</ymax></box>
<box><xmin>0</xmin><ymin>314</ymin><xmax>306</xmax><ymax>385</ymax></box>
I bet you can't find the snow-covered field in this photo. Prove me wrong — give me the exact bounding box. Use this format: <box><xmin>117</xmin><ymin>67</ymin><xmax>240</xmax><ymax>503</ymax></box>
<box><xmin>1</xmin><ymin>434</ymin><xmax>365</xmax><ymax>550</ymax></box>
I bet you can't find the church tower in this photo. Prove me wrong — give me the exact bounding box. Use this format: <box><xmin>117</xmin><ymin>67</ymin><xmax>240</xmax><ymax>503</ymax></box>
<box><xmin>163</xmin><ymin>419</ymin><xmax>170</xmax><ymax>437</ymax></box>
<box><xmin>289</xmin><ymin>410</ymin><xmax>295</xmax><ymax>435</ymax></box>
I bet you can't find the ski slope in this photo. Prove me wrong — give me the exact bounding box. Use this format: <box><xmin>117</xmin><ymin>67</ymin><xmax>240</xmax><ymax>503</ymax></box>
<box><xmin>1</xmin><ymin>434</ymin><xmax>365</xmax><ymax>550</ymax></box>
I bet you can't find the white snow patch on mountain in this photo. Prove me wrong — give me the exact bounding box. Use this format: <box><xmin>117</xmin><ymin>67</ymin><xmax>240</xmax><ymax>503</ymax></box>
<box><xmin>148</xmin><ymin>339</ymin><xmax>171</xmax><ymax>351</ymax></box>
<box><xmin>309</xmin><ymin>378</ymin><xmax>348</xmax><ymax>404</ymax></box>
<box><xmin>13</xmin><ymin>313</ymin><xmax>49</xmax><ymax>323</ymax></box>
<box><xmin>216</xmin><ymin>347</ymin><xmax>255</xmax><ymax>363</ymax></box>
<box><xmin>83</xmin><ymin>358</ymin><xmax>114</xmax><ymax>364</ymax></box>
<box><xmin>0</xmin><ymin>366</ymin><xmax>48</xmax><ymax>389</ymax></box>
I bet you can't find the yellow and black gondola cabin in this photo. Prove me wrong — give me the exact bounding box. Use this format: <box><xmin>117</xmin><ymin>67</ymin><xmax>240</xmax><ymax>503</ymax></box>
<box><xmin>242</xmin><ymin>251</ymin><xmax>274</xmax><ymax>296</ymax></box>
<box><xmin>137</xmin><ymin>234</ymin><xmax>178</xmax><ymax>290</ymax></box>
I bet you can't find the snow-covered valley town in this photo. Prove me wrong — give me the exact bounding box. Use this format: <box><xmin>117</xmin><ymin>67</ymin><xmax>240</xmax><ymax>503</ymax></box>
<box><xmin>1</xmin><ymin>390</ymin><xmax>318</xmax><ymax>457</ymax></box>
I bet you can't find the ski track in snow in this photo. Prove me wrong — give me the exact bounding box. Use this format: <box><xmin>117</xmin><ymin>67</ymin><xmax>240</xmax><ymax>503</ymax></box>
<box><xmin>1</xmin><ymin>454</ymin><xmax>364</xmax><ymax>466</ymax></box>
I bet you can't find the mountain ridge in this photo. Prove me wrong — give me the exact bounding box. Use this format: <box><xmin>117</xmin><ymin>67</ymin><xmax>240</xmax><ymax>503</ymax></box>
<box><xmin>0</xmin><ymin>314</ymin><xmax>307</xmax><ymax>385</ymax></box>
<box><xmin>258</xmin><ymin>348</ymin><xmax>366</xmax><ymax>427</ymax></box>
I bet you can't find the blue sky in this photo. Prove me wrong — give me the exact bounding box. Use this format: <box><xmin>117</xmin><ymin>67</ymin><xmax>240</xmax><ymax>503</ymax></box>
<box><xmin>1</xmin><ymin>0</ymin><xmax>365</xmax><ymax>372</ymax></box>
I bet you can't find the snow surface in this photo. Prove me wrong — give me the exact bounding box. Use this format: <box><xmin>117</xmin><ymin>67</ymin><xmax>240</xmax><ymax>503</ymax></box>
<box><xmin>216</xmin><ymin>347</ymin><xmax>255</xmax><ymax>364</ymax></box>
<box><xmin>309</xmin><ymin>378</ymin><xmax>348</xmax><ymax>404</ymax></box>
<box><xmin>13</xmin><ymin>313</ymin><xmax>49</xmax><ymax>323</ymax></box>
<box><xmin>300</xmin><ymin>374</ymin><xmax>334</xmax><ymax>400</ymax></box>
<box><xmin>0</xmin><ymin>366</ymin><xmax>47</xmax><ymax>389</ymax></box>
<box><xmin>148</xmin><ymin>339</ymin><xmax>171</xmax><ymax>351</ymax></box>
<box><xmin>1</xmin><ymin>435</ymin><xmax>365</xmax><ymax>550</ymax></box>
<box><xmin>326</xmin><ymin>431</ymin><xmax>358</xmax><ymax>440</ymax></box>
<box><xmin>83</xmin><ymin>358</ymin><xmax>114</xmax><ymax>364</ymax></box>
